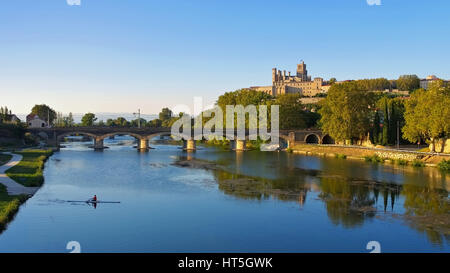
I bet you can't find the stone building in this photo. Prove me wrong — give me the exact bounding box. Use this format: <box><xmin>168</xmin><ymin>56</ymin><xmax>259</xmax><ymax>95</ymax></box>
<box><xmin>419</xmin><ymin>75</ymin><xmax>449</xmax><ymax>90</ymax></box>
<box><xmin>26</xmin><ymin>114</ymin><xmax>48</xmax><ymax>128</ymax></box>
<box><xmin>249</xmin><ymin>61</ymin><xmax>330</xmax><ymax>97</ymax></box>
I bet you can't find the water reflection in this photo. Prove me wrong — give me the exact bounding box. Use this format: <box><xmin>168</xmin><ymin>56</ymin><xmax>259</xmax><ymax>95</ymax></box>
<box><xmin>0</xmin><ymin>137</ymin><xmax>448</xmax><ymax>252</ymax></box>
<box><xmin>180</xmin><ymin>150</ymin><xmax>449</xmax><ymax>246</ymax></box>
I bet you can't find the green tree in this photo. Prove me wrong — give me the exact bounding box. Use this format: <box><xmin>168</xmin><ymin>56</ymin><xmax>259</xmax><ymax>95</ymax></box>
<box><xmin>131</xmin><ymin>118</ymin><xmax>147</xmax><ymax>127</ymax></box>
<box><xmin>397</xmin><ymin>75</ymin><xmax>420</xmax><ymax>92</ymax></box>
<box><xmin>159</xmin><ymin>108</ymin><xmax>172</xmax><ymax>122</ymax></box>
<box><xmin>31</xmin><ymin>104</ymin><xmax>56</xmax><ymax>125</ymax></box>
<box><xmin>106</xmin><ymin>119</ymin><xmax>115</xmax><ymax>127</ymax></box>
<box><xmin>355</xmin><ymin>78</ymin><xmax>390</xmax><ymax>91</ymax></box>
<box><xmin>67</xmin><ymin>112</ymin><xmax>75</xmax><ymax>127</ymax></box>
<box><xmin>215</xmin><ymin>89</ymin><xmax>274</xmax><ymax>130</ymax></box>
<box><xmin>81</xmin><ymin>113</ymin><xmax>97</xmax><ymax>126</ymax></box>
<box><xmin>147</xmin><ymin>118</ymin><xmax>162</xmax><ymax>128</ymax></box>
<box><xmin>402</xmin><ymin>81</ymin><xmax>450</xmax><ymax>151</ymax></box>
<box><xmin>115</xmin><ymin>117</ymin><xmax>129</xmax><ymax>127</ymax></box>
<box><xmin>318</xmin><ymin>82</ymin><xmax>376</xmax><ymax>143</ymax></box>
<box><xmin>329</xmin><ymin>78</ymin><xmax>337</xmax><ymax>85</ymax></box>
<box><xmin>372</xmin><ymin>111</ymin><xmax>381</xmax><ymax>144</ymax></box>
<box><xmin>55</xmin><ymin>112</ymin><xmax>65</xmax><ymax>127</ymax></box>
<box><xmin>380</xmin><ymin>97</ymin><xmax>390</xmax><ymax>145</ymax></box>
<box><xmin>0</xmin><ymin>106</ymin><xmax>12</xmax><ymax>123</ymax></box>
<box><xmin>272</xmin><ymin>94</ymin><xmax>307</xmax><ymax>129</ymax></box>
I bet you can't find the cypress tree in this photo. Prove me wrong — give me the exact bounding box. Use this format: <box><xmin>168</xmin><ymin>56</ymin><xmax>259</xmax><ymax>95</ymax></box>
<box><xmin>373</xmin><ymin>111</ymin><xmax>381</xmax><ymax>144</ymax></box>
<box><xmin>389</xmin><ymin>102</ymin><xmax>396</xmax><ymax>145</ymax></box>
<box><xmin>382</xmin><ymin>100</ymin><xmax>389</xmax><ymax>145</ymax></box>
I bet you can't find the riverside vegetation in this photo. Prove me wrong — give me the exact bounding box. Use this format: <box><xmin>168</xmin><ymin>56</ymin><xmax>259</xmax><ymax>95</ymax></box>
<box><xmin>0</xmin><ymin>149</ymin><xmax>53</xmax><ymax>231</ymax></box>
<box><xmin>5</xmin><ymin>149</ymin><xmax>53</xmax><ymax>187</ymax></box>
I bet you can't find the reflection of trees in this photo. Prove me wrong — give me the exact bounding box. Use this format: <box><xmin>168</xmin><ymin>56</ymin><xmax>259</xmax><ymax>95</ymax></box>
<box><xmin>192</xmin><ymin>152</ymin><xmax>449</xmax><ymax>246</ymax></box>
<box><xmin>401</xmin><ymin>182</ymin><xmax>449</xmax><ymax>245</ymax></box>
<box><xmin>318</xmin><ymin>177</ymin><xmax>402</xmax><ymax>228</ymax></box>
<box><xmin>213</xmin><ymin>169</ymin><xmax>309</xmax><ymax>206</ymax></box>
<box><xmin>319</xmin><ymin>177</ymin><xmax>374</xmax><ymax>228</ymax></box>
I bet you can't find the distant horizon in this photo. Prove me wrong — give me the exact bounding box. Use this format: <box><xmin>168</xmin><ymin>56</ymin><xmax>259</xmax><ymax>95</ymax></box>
<box><xmin>16</xmin><ymin>112</ymin><xmax>159</xmax><ymax>123</ymax></box>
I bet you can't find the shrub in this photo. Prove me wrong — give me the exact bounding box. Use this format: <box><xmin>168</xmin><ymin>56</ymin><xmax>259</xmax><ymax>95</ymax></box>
<box><xmin>395</xmin><ymin>159</ymin><xmax>408</xmax><ymax>166</ymax></box>
<box><xmin>364</xmin><ymin>155</ymin><xmax>384</xmax><ymax>163</ymax></box>
<box><xmin>437</xmin><ymin>159</ymin><xmax>450</xmax><ymax>172</ymax></box>
<box><xmin>335</xmin><ymin>153</ymin><xmax>347</xmax><ymax>159</ymax></box>
<box><xmin>411</xmin><ymin>160</ymin><xmax>425</xmax><ymax>167</ymax></box>
<box><xmin>0</xmin><ymin>185</ymin><xmax>29</xmax><ymax>231</ymax></box>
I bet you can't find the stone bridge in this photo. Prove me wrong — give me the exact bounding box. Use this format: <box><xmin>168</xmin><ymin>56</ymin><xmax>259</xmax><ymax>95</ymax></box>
<box><xmin>27</xmin><ymin>127</ymin><xmax>334</xmax><ymax>151</ymax></box>
<box><xmin>279</xmin><ymin>129</ymin><xmax>335</xmax><ymax>147</ymax></box>
<box><xmin>27</xmin><ymin>127</ymin><xmax>173</xmax><ymax>151</ymax></box>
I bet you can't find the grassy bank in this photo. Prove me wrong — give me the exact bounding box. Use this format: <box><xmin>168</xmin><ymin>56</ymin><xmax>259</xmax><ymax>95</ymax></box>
<box><xmin>0</xmin><ymin>185</ymin><xmax>28</xmax><ymax>232</ymax></box>
<box><xmin>5</xmin><ymin>149</ymin><xmax>53</xmax><ymax>187</ymax></box>
<box><xmin>0</xmin><ymin>149</ymin><xmax>52</xmax><ymax>232</ymax></box>
<box><xmin>0</xmin><ymin>154</ymin><xmax>12</xmax><ymax>166</ymax></box>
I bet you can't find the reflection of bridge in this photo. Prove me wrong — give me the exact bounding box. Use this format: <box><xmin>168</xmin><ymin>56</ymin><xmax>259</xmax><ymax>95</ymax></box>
<box><xmin>27</xmin><ymin>127</ymin><xmax>334</xmax><ymax>151</ymax></box>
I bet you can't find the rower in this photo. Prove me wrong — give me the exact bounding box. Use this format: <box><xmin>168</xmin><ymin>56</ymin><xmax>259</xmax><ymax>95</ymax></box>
<box><xmin>88</xmin><ymin>195</ymin><xmax>97</xmax><ymax>202</ymax></box>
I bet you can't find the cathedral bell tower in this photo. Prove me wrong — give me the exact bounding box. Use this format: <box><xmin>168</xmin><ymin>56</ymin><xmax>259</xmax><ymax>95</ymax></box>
<box><xmin>296</xmin><ymin>61</ymin><xmax>308</xmax><ymax>81</ymax></box>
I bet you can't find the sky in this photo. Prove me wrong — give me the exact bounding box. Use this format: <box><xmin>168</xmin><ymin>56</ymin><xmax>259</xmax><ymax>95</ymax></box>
<box><xmin>1</xmin><ymin>0</ymin><xmax>449</xmax><ymax>116</ymax></box>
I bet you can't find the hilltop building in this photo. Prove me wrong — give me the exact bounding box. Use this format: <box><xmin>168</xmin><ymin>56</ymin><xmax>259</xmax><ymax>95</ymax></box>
<box><xmin>249</xmin><ymin>61</ymin><xmax>330</xmax><ymax>97</ymax></box>
<box><xmin>419</xmin><ymin>75</ymin><xmax>449</xmax><ymax>90</ymax></box>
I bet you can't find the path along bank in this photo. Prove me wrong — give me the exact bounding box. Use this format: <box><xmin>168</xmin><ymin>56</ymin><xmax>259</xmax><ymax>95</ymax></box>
<box><xmin>0</xmin><ymin>149</ymin><xmax>53</xmax><ymax>231</ymax></box>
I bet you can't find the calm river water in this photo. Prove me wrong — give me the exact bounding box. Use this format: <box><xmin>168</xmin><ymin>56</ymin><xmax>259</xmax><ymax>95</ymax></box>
<box><xmin>0</xmin><ymin>136</ymin><xmax>448</xmax><ymax>252</ymax></box>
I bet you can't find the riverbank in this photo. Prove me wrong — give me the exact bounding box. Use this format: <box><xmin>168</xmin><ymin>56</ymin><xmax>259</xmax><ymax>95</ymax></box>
<box><xmin>289</xmin><ymin>144</ymin><xmax>450</xmax><ymax>170</ymax></box>
<box><xmin>0</xmin><ymin>185</ymin><xmax>28</xmax><ymax>232</ymax></box>
<box><xmin>0</xmin><ymin>154</ymin><xmax>12</xmax><ymax>166</ymax></box>
<box><xmin>0</xmin><ymin>149</ymin><xmax>53</xmax><ymax>232</ymax></box>
<box><xmin>5</xmin><ymin>149</ymin><xmax>53</xmax><ymax>187</ymax></box>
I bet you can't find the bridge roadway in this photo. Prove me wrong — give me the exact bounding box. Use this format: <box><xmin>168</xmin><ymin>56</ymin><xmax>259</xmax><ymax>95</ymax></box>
<box><xmin>26</xmin><ymin>127</ymin><xmax>334</xmax><ymax>151</ymax></box>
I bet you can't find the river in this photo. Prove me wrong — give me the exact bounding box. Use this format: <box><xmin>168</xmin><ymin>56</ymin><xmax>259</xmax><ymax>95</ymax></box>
<box><xmin>0</xmin><ymin>136</ymin><xmax>448</xmax><ymax>252</ymax></box>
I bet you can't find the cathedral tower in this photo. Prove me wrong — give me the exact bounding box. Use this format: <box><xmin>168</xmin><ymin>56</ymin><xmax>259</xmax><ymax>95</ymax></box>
<box><xmin>297</xmin><ymin>61</ymin><xmax>308</xmax><ymax>81</ymax></box>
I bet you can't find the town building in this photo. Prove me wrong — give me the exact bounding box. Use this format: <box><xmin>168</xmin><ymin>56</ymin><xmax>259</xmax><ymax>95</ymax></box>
<box><xmin>26</xmin><ymin>114</ymin><xmax>48</xmax><ymax>128</ymax></box>
<box><xmin>0</xmin><ymin>114</ymin><xmax>21</xmax><ymax>124</ymax></box>
<box><xmin>420</xmin><ymin>75</ymin><xmax>444</xmax><ymax>90</ymax></box>
<box><xmin>249</xmin><ymin>61</ymin><xmax>330</xmax><ymax>97</ymax></box>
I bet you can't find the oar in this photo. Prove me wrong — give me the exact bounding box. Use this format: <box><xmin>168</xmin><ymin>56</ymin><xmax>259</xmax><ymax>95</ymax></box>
<box><xmin>66</xmin><ymin>200</ymin><xmax>121</xmax><ymax>204</ymax></box>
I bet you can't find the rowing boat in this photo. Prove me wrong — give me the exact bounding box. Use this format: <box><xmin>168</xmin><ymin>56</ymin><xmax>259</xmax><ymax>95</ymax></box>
<box><xmin>67</xmin><ymin>200</ymin><xmax>121</xmax><ymax>204</ymax></box>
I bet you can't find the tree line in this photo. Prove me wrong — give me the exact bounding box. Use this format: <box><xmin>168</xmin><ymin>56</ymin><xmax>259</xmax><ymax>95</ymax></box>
<box><xmin>319</xmin><ymin>80</ymin><xmax>449</xmax><ymax>151</ymax></box>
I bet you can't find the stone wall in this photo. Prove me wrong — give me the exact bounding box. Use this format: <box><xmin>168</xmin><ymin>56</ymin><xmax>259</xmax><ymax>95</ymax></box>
<box><xmin>375</xmin><ymin>151</ymin><xmax>422</xmax><ymax>161</ymax></box>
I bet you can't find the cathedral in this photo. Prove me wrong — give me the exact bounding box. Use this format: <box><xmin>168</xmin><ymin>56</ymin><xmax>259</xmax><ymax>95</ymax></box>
<box><xmin>249</xmin><ymin>61</ymin><xmax>330</xmax><ymax>97</ymax></box>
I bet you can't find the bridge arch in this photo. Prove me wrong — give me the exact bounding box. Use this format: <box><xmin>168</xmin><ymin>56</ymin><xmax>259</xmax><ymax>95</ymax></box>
<box><xmin>99</xmin><ymin>132</ymin><xmax>145</xmax><ymax>141</ymax></box>
<box><xmin>321</xmin><ymin>134</ymin><xmax>335</xmax><ymax>144</ymax></box>
<box><xmin>57</xmin><ymin>132</ymin><xmax>98</xmax><ymax>142</ymax></box>
<box><xmin>305</xmin><ymin>134</ymin><xmax>320</xmax><ymax>144</ymax></box>
<box><xmin>35</xmin><ymin>131</ymin><xmax>49</xmax><ymax>140</ymax></box>
<box><xmin>146</xmin><ymin>132</ymin><xmax>173</xmax><ymax>141</ymax></box>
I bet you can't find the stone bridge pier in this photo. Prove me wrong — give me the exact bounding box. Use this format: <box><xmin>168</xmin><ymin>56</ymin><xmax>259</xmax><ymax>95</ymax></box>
<box><xmin>182</xmin><ymin>139</ymin><xmax>196</xmax><ymax>151</ymax></box>
<box><xmin>138</xmin><ymin>138</ymin><xmax>149</xmax><ymax>151</ymax></box>
<box><xmin>232</xmin><ymin>139</ymin><xmax>247</xmax><ymax>151</ymax></box>
<box><xmin>93</xmin><ymin>137</ymin><xmax>105</xmax><ymax>150</ymax></box>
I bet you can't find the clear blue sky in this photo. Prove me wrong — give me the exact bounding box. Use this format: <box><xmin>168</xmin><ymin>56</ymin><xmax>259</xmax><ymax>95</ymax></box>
<box><xmin>1</xmin><ymin>0</ymin><xmax>449</xmax><ymax>115</ymax></box>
